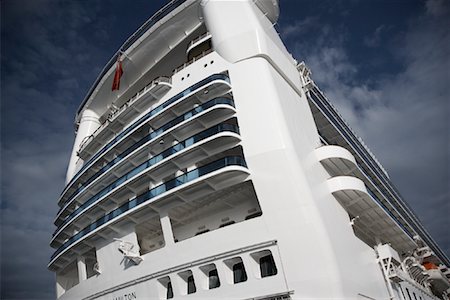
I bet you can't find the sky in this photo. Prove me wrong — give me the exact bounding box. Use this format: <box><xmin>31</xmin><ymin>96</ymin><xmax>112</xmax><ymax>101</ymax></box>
<box><xmin>0</xmin><ymin>0</ymin><xmax>448</xmax><ymax>299</ymax></box>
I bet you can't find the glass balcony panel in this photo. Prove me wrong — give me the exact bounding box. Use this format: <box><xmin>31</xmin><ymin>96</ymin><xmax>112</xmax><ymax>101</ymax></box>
<box><xmin>63</xmin><ymin>74</ymin><xmax>230</xmax><ymax>198</ymax></box>
<box><xmin>53</xmin><ymin>123</ymin><xmax>239</xmax><ymax>235</ymax></box>
<box><xmin>57</xmin><ymin>97</ymin><xmax>235</xmax><ymax>218</ymax></box>
<box><xmin>50</xmin><ymin>155</ymin><xmax>246</xmax><ymax>263</ymax></box>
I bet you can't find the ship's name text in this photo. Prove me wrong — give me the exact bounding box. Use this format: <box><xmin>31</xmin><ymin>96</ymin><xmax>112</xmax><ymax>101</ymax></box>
<box><xmin>112</xmin><ymin>292</ymin><xmax>137</xmax><ymax>300</ymax></box>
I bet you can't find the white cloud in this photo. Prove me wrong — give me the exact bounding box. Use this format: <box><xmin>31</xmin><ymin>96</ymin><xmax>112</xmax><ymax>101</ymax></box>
<box><xmin>285</xmin><ymin>0</ymin><xmax>450</xmax><ymax>255</ymax></box>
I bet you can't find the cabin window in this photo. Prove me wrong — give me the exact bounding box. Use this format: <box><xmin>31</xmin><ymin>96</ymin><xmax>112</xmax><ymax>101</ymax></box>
<box><xmin>187</xmin><ymin>275</ymin><xmax>196</xmax><ymax>294</ymax></box>
<box><xmin>260</xmin><ymin>254</ymin><xmax>277</xmax><ymax>277</ymax></box>
<box><xmin>233</xmin><ymin>261</ymin><xmax>247</xmax><ymax>283</ymax></box>
<box><xmin>208</xmin><ymin>269</ymin><xmax>220</xmax><ymax>289</ymax></box>
<box><xmin>157</xmin><ymin>276</ymin><xmax>173</xmax><ymax>299</ymax></box>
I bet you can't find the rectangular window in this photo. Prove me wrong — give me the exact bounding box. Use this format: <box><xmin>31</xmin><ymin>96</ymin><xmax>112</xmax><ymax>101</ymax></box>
<box><xmin>233</xmin><ymin>262</ymin><xmax>247</xmax><ymax>283</ymax></box>
<box><xmin>208</xmin><ymin>269</ymin><xmax>220</xmax><ymax>289</ymax></box>
<box><xmin>260</xmin><ymin>254</ymin><xmax>277</xmax><ymax>277</ymax></box>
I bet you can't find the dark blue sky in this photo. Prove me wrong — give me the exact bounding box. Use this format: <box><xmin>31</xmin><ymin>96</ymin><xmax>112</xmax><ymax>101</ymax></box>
<box><xmin>1</xmin><ymin>0</ymin><xmax>449</xmax><ymax>299</ymax></box>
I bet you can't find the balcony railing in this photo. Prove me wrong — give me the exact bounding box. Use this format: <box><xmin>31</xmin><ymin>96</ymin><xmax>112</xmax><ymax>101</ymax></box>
<box><xmin>52</xmin><ymin>123</ymin><xmax>240</xmax><ymax>240</ymax></box>
<box><xmin>50</xmin><ymin>156</ymin><xmax>247</xmax><ymax>264</ymax></box>
<box><xmin>319</xmin><ymin>135</ymin><xmax>414</xmax><ymax>240</ymax></box>
<box><xmin>57</xmin><ymin>97</ymin><xmax>235</xmax><ymax>220</ymax></box>
<box><xmin>78</xmin><ymin>76</ymin><xmax>172</xmax><ymax>153</ymax></box>
<box><xmin>61</xmin><ymin>73</ymin><xmax>230</xmax><ymax>204</ymax></box>
<box><xmin>173</xmin><ymin>49</ymin><xmax>213</xmax><ymax>74</ymax></box>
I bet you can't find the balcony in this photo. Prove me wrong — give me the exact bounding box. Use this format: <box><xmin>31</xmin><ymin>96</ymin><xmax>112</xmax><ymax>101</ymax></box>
<box><xmin>186</xmin><ymin>32</ymin><xmax>212</xmax><ymax>61</ymax></box>
<box><xmin>48</xmin><ymin>156</ymin><xmax>250</xmax><ymax>270</ymax></box>
<box><xmin>315</xmin><ymin>145</ymin><xmax>357</xmax><ymax>176</ymax></box>
<box><xmin>51</xmin><ymin>123</ymin><xmax>241</xmax><ymax>247</ymax></box>
<box><xmin>59</xmin><ymin>73</ymin><xmax>232</xmax><ymax>207</ymax></box>
<box><xmin>78</xmin><ymin>77</ymin><xmax>172</xmax><ymax>160</ymax></box>
<box><xmin>55</xmin><ymin>98</ymin><xmax>237</xmax><ymax>226</ymax></box>
<box><xmin>327</xmin><ymin>176</ymin><xmax>416</xmax><ymax>252</ymax></box>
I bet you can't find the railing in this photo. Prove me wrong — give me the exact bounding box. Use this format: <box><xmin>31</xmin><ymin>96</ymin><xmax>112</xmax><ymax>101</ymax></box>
<box><xmin>53</xmin><ymin>123</ymin><xmax>239</xmax><ymax>236</ymax></box>
<box><xmin>173</xmin><ymin>49</ymin><xmax>213</xmax><ymax>74</ymax></box>
<box><xmin>76</xmin><ymin>0</ymin><xmax>188</xmax><ymax>118</ymax></box>
<box><xmin>309</xmin><ymin>88</ymin><xmax>450</xmax><ymax>266</ymax></box>
<box><xmin>57</xmin><ymin>97</ymin><xmax>235</xmax><ymax>222</ymax></box>
<box><xmin>319</xmin><ymin>135</ymin><xmax>414</xmax><ymax>239</ymax></box>
<box><xmin>50</xmin><ymin>156</ymin><xmax>247</xmax><ymax>262</ymax></box>
<box><xmin>186</xmin><ymin>32</ymin><xmax>211</xmax><ymax>52</ymax></box>
<box><xmin>79</xmin><ymin>76</ymin><xmax>171</xmax><ymax>152</ymax></box>
<box><xmin>63</xmin><ymin>73</ymin><xmax>231</xmax><ymax>201</ymax></box>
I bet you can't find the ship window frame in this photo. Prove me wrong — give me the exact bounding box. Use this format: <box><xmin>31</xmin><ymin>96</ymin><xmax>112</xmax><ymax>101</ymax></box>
<box><xmin>177</xmin><ymin>270</ymin><xmax>196</xmax><ymax>295</ymax></box>
<box><xmin>199</xmin><ymin>263</ymin><xmax>220</xmax><ymax>290</ymax></box>
<box><xmin>250</xmin><ymin>249</ymin><xmax>278</xmax><ymax>279</ymax></box>
<box><xmin>224</xmin><ymin>257</ymin><xmax>248</xmax><ymax>284</ymax></box>
<box><xmin>157</xmin><ymin>276</ymin><xmax>173</xmax><ymax>299</ymax></box>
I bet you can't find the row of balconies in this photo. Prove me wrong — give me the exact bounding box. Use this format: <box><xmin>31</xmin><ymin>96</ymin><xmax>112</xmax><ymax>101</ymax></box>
<box><xmin>49</xmin><ymin>69</ymin><xmax>254</xmax><ymax>272</ymax></box>
<box><xmin>51</xmin><ymin>122</ymin><xmax>241</xmax><ymax>247</ymax></box>
<box><xmin>307</xmin><ymin>87</ymin><xmax>447</xmax><ymax>266</ymax></box>
<box><xmin>316</xmin><ymin>144</ymin><xmax>417</xmax><ymax>253</ymax></box>
<box><xmin>49</xmin><ymin>154</ymin><xmax>250</xmax><ymax>270</ymax></box>
<box><xmin>55</xmin><ymin>96</ymin><xmax>236</xmax><ymax>225</ymax></box>
<box><xmin>59</xmin><ymin>73</ymin><xmax>231</xmax><ymax>208</ymax></box>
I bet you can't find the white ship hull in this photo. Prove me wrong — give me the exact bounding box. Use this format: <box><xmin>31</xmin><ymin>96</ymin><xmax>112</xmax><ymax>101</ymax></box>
<box><xmin>49</xmin><ymin>1</ymin><xmax>450</xmax><ymax>299</ymax></box>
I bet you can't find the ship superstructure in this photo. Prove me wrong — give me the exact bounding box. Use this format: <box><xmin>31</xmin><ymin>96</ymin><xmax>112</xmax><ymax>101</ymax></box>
<box><xmin>49</xmin><ymin>1</ymin><xmax>450</xmax><ymax>299</ymax></box>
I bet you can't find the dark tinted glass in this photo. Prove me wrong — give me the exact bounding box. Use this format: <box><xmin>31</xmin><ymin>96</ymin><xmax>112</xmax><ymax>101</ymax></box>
<box><xmin>187</xmin><ymin>275</ymin><xmax>196</xmax><ymax>294</ymax></box>
<box><xmin>260</xmin><ymin>254</ymin><xmax>277</xmax><ymax>277</ymax></box>
<box><xmin>208</xmin><ymin>269</ymin><xmax>220</xmax><ymax>289</ymax></box>
<box><xmin>233</xmin><ymin>262</ymin><xmax>247</xmax><ymax>283</ymax></box>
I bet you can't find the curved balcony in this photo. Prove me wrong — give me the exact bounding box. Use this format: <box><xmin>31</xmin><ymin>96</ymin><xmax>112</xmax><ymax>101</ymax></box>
<box><xmin>78</xmin><ymin>77</ymin><xmax>172</xmax><ymax>158</ymax></box>
<box><xmin>51</xmin><ymin>123</ymin><xmax>241</xmax><ymax>247</ymax></box>
<box><xmin>327</xmin><ymin>176</ymin><xmax>416</xmax><ymax>251</ymax></box>
<box><xmin>59</xmin><ymin>73</ymin><xmax>231</xmax><ymax>206</ymax></box>
<box><xmin>48</xmin><ymin>156</ymin><xmax>250</xmax><ymax>270</ymax></box>
<box><xmin>186</xmin><ymin>32</ymin><xmax>211</xmax><ymax>56</ymax></box>
<box><xmin>316</xmin><ymin>145</ymin><xmax>357</xmax><ymax>176</ymax></box>
<box><xmin>55</xmin><ymin>97</ymin><xmax>236</xmax><ymax>225</ymax></box>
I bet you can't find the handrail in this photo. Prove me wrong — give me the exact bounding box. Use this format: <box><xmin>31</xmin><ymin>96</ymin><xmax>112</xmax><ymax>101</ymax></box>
<box><xmin>310</xmin><ymin>89</ymin><xmax>450</xmax><ymax>266</ymax></box>
<box><xmin>62</xmin><ymin>73</ymin><xmax>231</xmax><ymax>201</ymax></box>
<box><xmin>76</xmin><ymin>0</ymin><xmax>188</xmax><ymax>120</ymax></box>
<box><xmin>57</xmin><ymin>96</ymin><xmax>235</xmax><ymax>219</ymax></box>
<box><xmin>78</xmin><ymin>76</ymin><xmax>171</xmax><ymax>152</ymax></box>
<box><xmin>53</xmin><ymin>123</ymin><xmax>239</xmax><ymax>235</ymax></box>
<box><xmin>173</xmin><ymin>49</ymin><xmax>213</xmax><ymax>74</ymax></box>
<box><xmin>50</xmin><ymin>156</ymin><xmax>247</xmax><ymax>262</ymax></box>
<box><xmin>188</xmin><ymin>32</ymin><xmax>211</xmax><ymax>49</ymax></box>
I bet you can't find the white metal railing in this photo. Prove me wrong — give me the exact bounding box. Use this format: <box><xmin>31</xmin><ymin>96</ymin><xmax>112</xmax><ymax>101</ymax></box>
<box><xmin>173</xmin><ymin>49</ymin><xmax>213</xmax><ymax>74</ymax></box>
<box><xmin>79</xmin><ymin>76</ymin><xmax>171</xmax><ymax>152</ymax></box>
<box><xmin>186</xmin><ymin>32</ymin><xmax>211</xmax><ymax>53</ymax></box>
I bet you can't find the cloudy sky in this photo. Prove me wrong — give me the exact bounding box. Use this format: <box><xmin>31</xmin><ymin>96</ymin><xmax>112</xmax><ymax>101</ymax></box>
<box><xmin>1</xmin><ymin>0</ymin><xmax>448</xmax><ymax>299</ymax></box>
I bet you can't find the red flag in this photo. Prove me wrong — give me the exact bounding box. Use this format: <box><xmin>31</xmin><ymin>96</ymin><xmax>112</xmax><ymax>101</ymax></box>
<box><xmin>112</xmin><ymin>56</ymin><xmax>123</xmax><ymax>91</ymax></box>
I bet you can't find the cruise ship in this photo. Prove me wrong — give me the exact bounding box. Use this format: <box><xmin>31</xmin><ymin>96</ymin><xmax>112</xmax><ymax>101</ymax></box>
<box><xmin>49</xmin><ymin>1</ymin><xmax>450</xmax><ymax>299</ymax></box>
